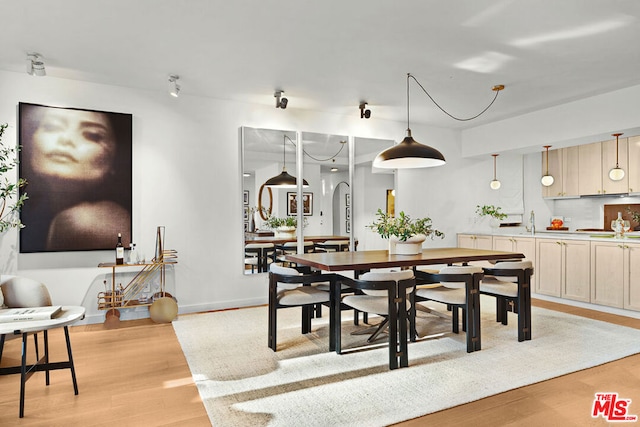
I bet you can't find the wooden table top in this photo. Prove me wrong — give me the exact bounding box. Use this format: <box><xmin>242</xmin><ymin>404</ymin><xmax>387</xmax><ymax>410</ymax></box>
<box><xmin>244</xmin><ymin>235</ymin><xmax>351</xmax><ymax>245</ymax></box>
<box><xmin>285</xmin><ymin>247</ymin><xmax>524</xmax><ymax>271</ymax></box>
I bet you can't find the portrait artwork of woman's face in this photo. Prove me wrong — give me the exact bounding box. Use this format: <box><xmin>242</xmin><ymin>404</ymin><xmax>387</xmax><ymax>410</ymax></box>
<box><xmin>18</xmin><ymin>103</ymin><xmax>133</xmax><ymax>253</ymax></box>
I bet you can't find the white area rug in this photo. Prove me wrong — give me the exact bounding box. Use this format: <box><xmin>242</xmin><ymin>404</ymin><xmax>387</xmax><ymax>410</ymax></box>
<box><xmin>173</xmin><ymin>298</ymin><xmax>640</xmax><ymax>426</ymax></box>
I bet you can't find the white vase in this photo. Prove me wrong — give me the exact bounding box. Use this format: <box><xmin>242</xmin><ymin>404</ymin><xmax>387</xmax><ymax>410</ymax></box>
<box><xmin>275</xmin><ymin>226</ymin><xmax>296</xmax><ymax>239</ymax></box>
<box><xmin>388</xmin><ymin>234</ymin><xmax>426</xmax><ymax>255</ymax></box>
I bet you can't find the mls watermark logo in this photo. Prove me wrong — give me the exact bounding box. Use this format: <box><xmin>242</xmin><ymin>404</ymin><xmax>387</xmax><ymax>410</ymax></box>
<box><xmin>592</xmin><ymin>393</ymin><xmax>638</xmax><ymax>422</ymax></box>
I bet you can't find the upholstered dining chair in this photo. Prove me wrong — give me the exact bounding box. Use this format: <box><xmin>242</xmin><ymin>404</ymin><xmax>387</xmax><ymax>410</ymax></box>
<box><xmin>244</xmin><ymin>243</ymin><xmax>275</xmax><ymax>273</ymax></box>
<box><xmin>275</xmin><ymin>241</ymin><xmax>315</xmax><ymax>267</ymax></box>
<box><xmin>480</xmin><ymin>260</ymin><xmax>534</xmax><ymax>342</ymax></box>
<box><xmin>415</xmin><ymin>265</ymin><xmax>484</xmax><ymax>353</ymax></box>
<box><xmin>336</xmin><ymin>270</ymin><xmax>416</xmax><ymax>369</ymax></box>
<box><xmin>314</xmin><ymin>240</ymin><xmax>351</xmax><ymax>253</ymax></box>
<box><xmin>0</xmin><ymin>275</ymin><xmax>53</xmax><ymax>363</ymax></box>
<box><xmin>268</xmin><ymin>264</ymin><xmax>336</xmax><ymax>351</ymax></box>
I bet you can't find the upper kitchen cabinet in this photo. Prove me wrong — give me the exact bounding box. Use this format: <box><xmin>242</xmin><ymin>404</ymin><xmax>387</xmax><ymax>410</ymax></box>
<box><xmin>578</xmin><ymin>141</ymin><xmax>603</xmax><ymax>195</ymax></box>
<box><xmin>629</xmin><ymin>135</ymin><xmax>640</xmax><ymax>194</ymax></box>
<box><xmin>602</xmin><ymin>135</ymin><xmax>629</xmax><ymax>195</ymax></box>
<box><xmin>542</xmin><ymin>147</ymin><xmax>579</xmax><ymax>198</ymax></box>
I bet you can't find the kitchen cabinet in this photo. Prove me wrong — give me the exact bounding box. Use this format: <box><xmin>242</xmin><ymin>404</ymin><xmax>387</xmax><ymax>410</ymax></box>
<box><xmin>629</xmin><ymin>135</ymin><xmax>640</xmax><ymax>194</ymax></box>
<box><xmin>542</xmin><ymin>147</ymin><xmax>579</xmax><ymax>198</ymax></box>
<box><xmin>590</xmin><ymin>241</ymin><xmax>640</xmax><ymax>310</ymax></box>
<box><xmin>578</xmin><ymin>141</ymin><xmax>602</xmax><ymax>195</ymax></box>
<box><xmin>492</xmin><ymin>236</ymin><xmax>536</xmax><ymax>272</ymax></box>
<box><xmin>457</xmin><ymin>234</ymin><xmax>492</xmax><ymax>250</ymax></box>
<box><xmin>536</xmin><ymin>238</ymin><xmax>590</xmax><ymax>301</ymax></box>
<box><xmin>602</xmin><ymin>136</ymin><xmax>629</xmax><ymax>195</ymax></box>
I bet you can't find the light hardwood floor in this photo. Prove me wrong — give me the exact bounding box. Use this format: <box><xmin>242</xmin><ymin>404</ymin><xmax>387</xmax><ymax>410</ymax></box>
<box><xmin>0</xmin><ymin>300</ymin><xmax>638</xmax><ymax>426</ymax></box>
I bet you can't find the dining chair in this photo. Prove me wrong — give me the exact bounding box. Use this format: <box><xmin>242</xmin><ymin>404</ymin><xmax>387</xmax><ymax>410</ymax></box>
<box><xmin>314</xmin><ymin>240</ymin><xmax>350</xmax><ymax>252</ymax></box>
<box><xmin>268</xmin><ymin>264</ymin><xmax>335</xmax><ymax>351</ymax></box>
<box><xmin>276</xmin><ymin>241</ymin><xmax>315</xmax><ymax>267</ymax></box>
<box><xmin>415</xmin><ymin>265</ymin><xmax>484</xmax><ymax>353</ymax></box>
<box><xmin>0</xmin><ymin>276</ymin><xmax>53</xmax><ymax>371</ymax></box>
<box><xmin>480</xmin><ymin>260</ymin><xmax>534</xmax><ymax>341</ymax></box>
<box><xmin>336</xmin><ymin>270</ymin><xmax>416</xmax><ymax>369</ymax></box>
<box><xmin>244</xmin><ymin>243</ymin><xmax>275</xmax><ymax>273</ymax></box>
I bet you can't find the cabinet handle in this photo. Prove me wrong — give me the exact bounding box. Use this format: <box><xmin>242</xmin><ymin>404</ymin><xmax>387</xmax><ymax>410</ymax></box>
<box><xmin>556</xmin><ymin>241</ymin><xmax>562</xmax><ymax>245</ymax></box>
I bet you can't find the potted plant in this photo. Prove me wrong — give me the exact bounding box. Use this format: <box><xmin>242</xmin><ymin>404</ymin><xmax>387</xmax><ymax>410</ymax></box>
<box><xmin>626</xmin><ymin>207</ymin><xmax>640</xmax><ymax>231</ymax></box>
<box><xmin>264</xmin><ymin>215</ymin><xmax>306</xmax><ymax>238</ymax></box>
<box><xmin>475</xmin><ymin>204</ymin><xmax>507</xmax><ymax>229</ymax></box>
<box><xmin>368</xmin><ymin>209</ymin><xmax>444</xmax><ymax>255</ymax></box>
<box><xmin>0</xmin><ymin>123</ymin><xmax>28</xmax><ymax>233</ymax></box>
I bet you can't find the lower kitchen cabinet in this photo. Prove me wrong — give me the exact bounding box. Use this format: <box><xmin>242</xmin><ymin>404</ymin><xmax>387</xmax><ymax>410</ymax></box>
<box><xmin>591</xmin><ymin>241</ymin><xmax>640</xmax><ymax>310</ymax></box>
<box><xmin>536</xmin><ymin>238</ymin><xmax>590</xmax><ymax>301</ymax></box>
<box><xmin>457</xmin><ymin>234</ymin><xmax>493</xmax><ymax>250</ymax></box>
<box><xmin>492</xmin><ymin>235</ymin><xmax>536</xmax><ymax>273</ymax></box>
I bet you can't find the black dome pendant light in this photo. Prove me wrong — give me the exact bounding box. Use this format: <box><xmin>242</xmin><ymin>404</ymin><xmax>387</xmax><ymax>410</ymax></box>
<box><xmin>264</xmin><ymin>134</ymin><xmax>309</xmax><ymax>188</ymax></box>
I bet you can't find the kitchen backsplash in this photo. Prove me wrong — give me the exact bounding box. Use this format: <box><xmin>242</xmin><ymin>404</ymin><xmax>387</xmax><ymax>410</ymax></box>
<box><xmin>553</xmin><ymin>196</ymin><xmax>640</xmax><ymax>231</ymax></box>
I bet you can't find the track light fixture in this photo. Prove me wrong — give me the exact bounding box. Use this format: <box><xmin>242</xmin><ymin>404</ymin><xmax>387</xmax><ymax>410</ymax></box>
<box><xmin>359</xmin><ymin>102</ymin><xmax>371</xmax><ymax>119</ymax></box>
<box><xmin>26</xmin><ymin>53</ymin><xmax>46</xmax><ymax>76</ymax></box>
<box><xmin>168</xmin><ymin>75</ymin><xmax>180</xmax><ymax>97</ymax></box>
<box><xmin>275</xmin><ymin>90</ymin><xmax>288</xmax><ymax>109</ymax></box>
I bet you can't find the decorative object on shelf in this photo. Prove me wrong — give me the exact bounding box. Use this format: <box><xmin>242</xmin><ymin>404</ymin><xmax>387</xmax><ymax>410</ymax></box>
<box><xmin>264</xmin><ymin>134</ymin><xmax>308</xmax><ymax>188</ymax></box>
<box><xmin>490</xmin><ymin>154</ymin><xmax>501</xmax><ymax>190</ymax></box>
<box><xmin>0</xmin><ymin>123</ymin><xmax>28</xmax><ymax>233</ymax></box>
<box><xmin>373</xmin><ymin>73</ymin><xmax>504</xmax><ymax>169</ymax></box>
<box><xmin>611</xmin><ymin>212</ymin><xmax>630</xmax><ymax>239</ymax></box>
<box><xmin>368</xmin><ymin>209</ymin><xmax>444</xmax><ymax>255</ymax></box>
<box><xmin>286</xmin><ymin>192</ymin><xmax>313</xmax><ymax>216</ymax></box>
<box><xmin>608</xmin><ymin>133</ymin><xmax>625</xmax><ymax>181</ymax></box>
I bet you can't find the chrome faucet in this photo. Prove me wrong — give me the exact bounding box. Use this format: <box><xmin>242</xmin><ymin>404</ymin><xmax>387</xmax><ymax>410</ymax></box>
<box><xmin>529</xmin><ymin>210</ymin><xmax>535</xmax><ymax>235</ymax></box>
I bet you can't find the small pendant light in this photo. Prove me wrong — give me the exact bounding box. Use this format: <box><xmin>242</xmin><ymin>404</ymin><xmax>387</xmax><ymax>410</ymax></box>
<box><xmin>490</xmin><ymin>154</ymin><xmax>501</xmax><ymax>190</ymax></box>
<box><xmin>609</xmin><ymin>133</ymin><xmax>625</xmax><ymax>181</ymax></box>
<box><xmin>541</xmin><ymin>145</ymin><xmax>555</xmax><ymax>187</ymax></box>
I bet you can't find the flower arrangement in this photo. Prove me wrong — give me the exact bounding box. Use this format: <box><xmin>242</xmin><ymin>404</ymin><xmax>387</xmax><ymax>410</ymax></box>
<box><xmin>475</xmin><ymin>205</ymin><xmax>507</xmax><ymax>220</ymax></box>
<box><xmin>626</xmin><ymin>207</ymin><xmax>640</xmax><ymax>224</ymax></box>
<box><xmin>367</xmin><ymin>209</ymin><xmax>444</xmax><ymax>242</ymax></box>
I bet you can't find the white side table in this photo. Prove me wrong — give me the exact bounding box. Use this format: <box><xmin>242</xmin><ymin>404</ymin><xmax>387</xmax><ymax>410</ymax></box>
<box><xmin>0</xmin><ymin>306</ymin><xmax>85</xmax><ymax>418</ymax></box>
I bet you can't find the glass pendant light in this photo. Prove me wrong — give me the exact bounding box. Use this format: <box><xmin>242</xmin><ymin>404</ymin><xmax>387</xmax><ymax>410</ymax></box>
<box><xmin>490</xmin><ymin>154</ymin><xmax>501</xmax><ymax>190</ymax></box>
<box><xmin>541</xmin><ymin>145</ymin><xmax>554</xmax><ymax>187</ymax></box>
<box><xmin>608</xmin><ymin>133</ymin><xmax>625</xmax><ymax>181</ymax></box>
<box><xmin>264</xmin><ymin>135</ymin><xmax>309</xmax><ymax>188</ymax></box>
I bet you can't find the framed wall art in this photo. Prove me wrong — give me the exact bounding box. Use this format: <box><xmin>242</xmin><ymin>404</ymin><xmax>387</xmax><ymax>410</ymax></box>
<box><xmin>243</xmin><ymin>190</ymin><xmax>249</xmax><ymax>205</ymax></box>
<box><xmin>287</xmin><ymin>192</ymin><xmax>313</xmax><ymax>216</ymax></box>
<box><xmin>18</xmin><ymin>102</ymin><xmax>133</xmax><ymax>253</ymax></box>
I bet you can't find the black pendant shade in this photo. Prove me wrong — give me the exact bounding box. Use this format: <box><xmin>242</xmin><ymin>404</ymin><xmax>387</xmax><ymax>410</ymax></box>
<box><xmin>264</xmin><ymin>168</ymin><xmax>309</xmax><ymax>188</ymax></box>
<box><xmin>373</xmin><ymin>130</ymin><xmax>446</xmax><ymax>169</ymax></box>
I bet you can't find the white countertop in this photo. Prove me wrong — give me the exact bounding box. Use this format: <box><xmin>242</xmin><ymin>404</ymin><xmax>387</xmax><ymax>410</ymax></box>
<box><xmin>460</xmin><ymin>229</ymin><xmax>640</xmax><ymax>241</ymax></box>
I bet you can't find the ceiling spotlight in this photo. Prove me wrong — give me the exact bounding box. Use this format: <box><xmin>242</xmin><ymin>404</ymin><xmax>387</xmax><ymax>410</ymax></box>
<box><xmin>168</xmin><ymin>75</ymin><xmax>180</xmax><ymax>97</ymax></box>
<box><xmin>26</xmin><ymin>53</ymin><xmax>46</xmax><ymax>76</ymax></box>
<box><xmin>275</xmin><ymin>90</ymin><xmax>288</xmax><ymax>109</ymax></box>
<box><xmin>359</xmin><ymin>102</ymin><xmax>371</xmax><ymax>119</ymax></box>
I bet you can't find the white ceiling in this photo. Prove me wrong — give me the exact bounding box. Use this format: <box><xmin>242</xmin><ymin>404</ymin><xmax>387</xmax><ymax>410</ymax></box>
<box><xmin>2</xmin><ymin>0</ymin><xmax>640</xmax><ymax>129</ymax></box>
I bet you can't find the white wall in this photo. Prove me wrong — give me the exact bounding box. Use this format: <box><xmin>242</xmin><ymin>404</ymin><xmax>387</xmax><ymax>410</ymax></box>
<box><xmin>3</xmin><ymin>69</ymin><xmax>640</xmax><ymax>324</ymax></box>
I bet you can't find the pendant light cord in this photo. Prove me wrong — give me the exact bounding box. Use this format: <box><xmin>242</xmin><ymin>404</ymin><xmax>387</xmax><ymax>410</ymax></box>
<box><xmin>408</xmin><ymin>73</ymin><xmax>503</xmax><ymax>122</ymax></box>
<box><xmin>284</xmin><ymin>135</ymin><xmax>347</xmax><ymax>162</ymax></box>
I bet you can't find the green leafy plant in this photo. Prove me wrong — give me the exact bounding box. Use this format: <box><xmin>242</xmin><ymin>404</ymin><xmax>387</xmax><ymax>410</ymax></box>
<box><xmin>0</xmin><ymin>123</ymin><xmax>28</xmax><ymax>232</ymax></box>
<box><xmin>367</xmin><ymin>209</ymin><xmax>444</xmax><ymax>242</ymax></box>
<box><xmin>475</xmin><ymin>204</ymin><xmax>507</xmax><ymax>220</ymax></box>
<box><xmin>263</xmin><ymin>215</ymin><xmax>307</xmax><ymax>229</ymax></box>
<box><xmin>626</xmin><ymin>206</ymin><xmax>640</xmax><ymax>225</ymax></box>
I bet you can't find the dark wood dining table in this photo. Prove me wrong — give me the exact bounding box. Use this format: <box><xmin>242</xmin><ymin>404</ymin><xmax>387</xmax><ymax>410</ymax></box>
<box><xmin>285</xmin><ymin>247</ymin><xmax>524</xmax><ymax>366</ymax></box>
